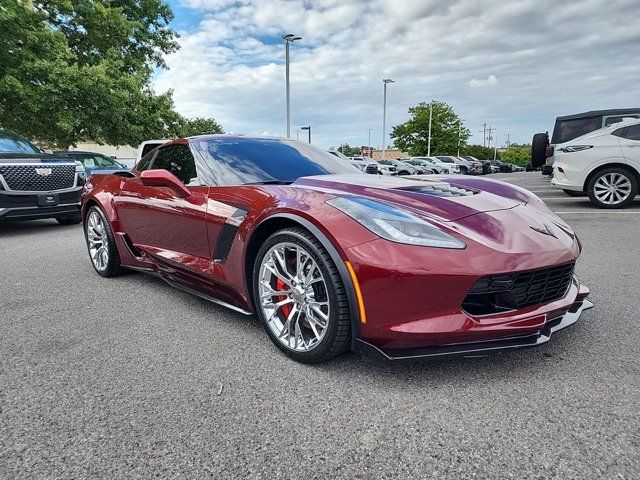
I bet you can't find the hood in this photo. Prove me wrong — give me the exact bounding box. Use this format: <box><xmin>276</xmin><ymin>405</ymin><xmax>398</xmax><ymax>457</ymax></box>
<box><xmin>294</xmin><ymin>174</ymin><xmax>526</xmax><ymax>222</ymax></box>
<box><xmin>0</xmin><ymin>152</ymin><xmax>76</xmax><ymax>164</ymax></box>
<box><xmin>84</xmin><ymin>166</ymin><xmax>129</xmax><ymax>177</ymax></box>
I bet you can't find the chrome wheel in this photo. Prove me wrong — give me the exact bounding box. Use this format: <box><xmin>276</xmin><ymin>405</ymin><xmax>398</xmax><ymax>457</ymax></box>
<box><xmin>86</xmin><ymin>211</ymin><xmax>109</xmax><ymax>271</ymax></box>
<box><xmin>593</xmin><ymin>173</ymin><xmax>632</xmax><ymax>205</ymax></box>
<box><xmin>258</xmin><ymin>242</ymin><xmax>330</xmax><ymax>352</ymax></box>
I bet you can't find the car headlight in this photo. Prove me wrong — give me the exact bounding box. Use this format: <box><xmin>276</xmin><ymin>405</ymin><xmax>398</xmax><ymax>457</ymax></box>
<box><xmin>327</xmin><ymin>197</ymin><xmax>466</xmax><ymax>249</ymax></box>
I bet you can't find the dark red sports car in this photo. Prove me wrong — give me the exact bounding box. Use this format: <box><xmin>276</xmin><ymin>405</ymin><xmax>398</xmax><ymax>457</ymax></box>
<box><xmin>81</xmin><ymin>136</ymin><xmax>592</xmax><ymax>363</ymax></box>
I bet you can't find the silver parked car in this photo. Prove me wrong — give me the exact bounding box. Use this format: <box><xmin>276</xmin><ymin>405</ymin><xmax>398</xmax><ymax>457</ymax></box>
<box><xmin>327</xmin><ymin>150</ymin><xmax>378</xmax><ymax>174</ymax></box>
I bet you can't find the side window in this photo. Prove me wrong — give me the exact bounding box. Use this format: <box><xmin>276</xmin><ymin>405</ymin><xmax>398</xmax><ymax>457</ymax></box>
<box><xmin>620</xmin><ymin>125</ymin><xmax>640</xmax><ymax>141</ymax></box>
<box><xmin>605</xmin><ymin>115</ymin><xmax>640</xmax><ymax>127</ymax></box>
<box><xmin>152</xmin><ymin>145</ymin><xmax>199</xmax><ymax>185</ymax></box>
<box><xmin>136</xmin><ymin>150</ymin><xmax>155</xmax><ymax>172</ymax></box>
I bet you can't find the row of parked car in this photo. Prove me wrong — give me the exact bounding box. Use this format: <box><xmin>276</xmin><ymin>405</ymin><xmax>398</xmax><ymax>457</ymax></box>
<box><xmin>328</xmin><ymin>150</ymin><xmax>523</xmax><ymax>176</ymax></box>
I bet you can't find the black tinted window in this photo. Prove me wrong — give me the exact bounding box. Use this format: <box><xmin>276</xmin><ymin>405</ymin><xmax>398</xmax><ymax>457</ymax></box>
<box><xmin>435</xmin><ymin>156</ymin><xmax>453</xmax><ymax>163</ymax></box>
<box><xmin>605</xmin><ymin>115</ymin><xmax>639</xmax><ymax>127</ymax></box>
<box><xmin>136</xmin><ymin>150</ymin><xmax>155</xmax><ymax>172</ymax></box>
<box><xmin>152</xmin><ymin>145</ymin><xmax>198</xmax><ymax>185</ymax></box>
<box><xmin>615</xmin><ymin>124</ymin><xmax>640</xmax><ymax>141</ymax></box>
<box><xmin>553</xmin><ymin>117</ymin><xmax>602</xmax><ymax>143</ymax></box>
<box><xmin>141</xmin><ymin>143</ymin><xmax>163</xmax><ymax>158</ymax></box>
<box><xmin>191</xmin><ymin>138</ymin><xmax>357</xmax><ymax>186</ymax></box>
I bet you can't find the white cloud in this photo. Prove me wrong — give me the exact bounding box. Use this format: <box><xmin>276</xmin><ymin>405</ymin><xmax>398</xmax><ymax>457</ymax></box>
<box><xmin>156</xmin><ymin>0</ymin><xmax>640</xmax><ymax>148</ymax></box>
<box><xmin>469</xmin><ymin>75</ymin><xmax>498</xmax><ymax>88</ymax></box>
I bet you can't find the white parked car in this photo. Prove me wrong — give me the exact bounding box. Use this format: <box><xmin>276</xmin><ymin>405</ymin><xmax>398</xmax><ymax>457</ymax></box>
<box><xmin>136</xmin><ymin>139</ymin><xmax>171</xmax><ymax>165</ymax></box>
<box><xmin>416</xmin><ymin>156</ymin><xmax>461</xmax><ymax>174</ymax></box>
<box><xmin>327</xmin><ymin>150</ymin><xmax>378</xmax><ymax>174</ymax></box>
<box><xmin>550</xmin><ymin>119</ymin><xmax>640</xmax><ymax>208</ymax></box>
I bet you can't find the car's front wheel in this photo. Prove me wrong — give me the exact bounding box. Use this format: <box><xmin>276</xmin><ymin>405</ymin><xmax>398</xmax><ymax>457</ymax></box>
<box><xmin>252</xmin><ymin>227</ymin><xmax>351</xmax><ymax>363</ymax></box>
<box><xmin>84</xmin><ymin>206</ymin><xmax>124</xmax><ymax>277</ymax></box>
<box><xmin>587</xmin><ymin>168</ymin><xmax>638</xmax><ymax>209</ymax></box>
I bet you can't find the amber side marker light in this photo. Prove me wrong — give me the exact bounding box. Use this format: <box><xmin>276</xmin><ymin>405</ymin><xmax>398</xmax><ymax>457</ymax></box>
<box><xmin>345</xmin><ymin>261</ymin><xmax>367</xmax><ymax>324</ymax></box>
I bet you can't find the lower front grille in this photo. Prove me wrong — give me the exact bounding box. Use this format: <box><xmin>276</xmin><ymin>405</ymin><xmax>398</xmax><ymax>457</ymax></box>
<box><xmin>462</xmin><ymin>263</ymin><xmax>575</xmax><ymax>316</ymax></box>
<box><xmin>0</xmin><ymin>164</ymin><xmax>76</xmax><ymax>191</ymax></box>
<box><xmin>365</xmin><ymin>164</ymin><xmax>378</xmax><ymax>174</ymax></box>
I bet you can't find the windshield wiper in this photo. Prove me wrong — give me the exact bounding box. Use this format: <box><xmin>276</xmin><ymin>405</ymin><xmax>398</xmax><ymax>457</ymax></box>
<box><xmin>244</xmin><ymin>180</ymin><xmax>293</xmax><ymax>185</ymax></box>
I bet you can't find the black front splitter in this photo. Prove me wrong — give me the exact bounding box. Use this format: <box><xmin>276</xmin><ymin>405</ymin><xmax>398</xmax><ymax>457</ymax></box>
<box><xmin>353</xmin><ymin>299</ymin><xmax>593</xmax><ymax>362</ymax></box>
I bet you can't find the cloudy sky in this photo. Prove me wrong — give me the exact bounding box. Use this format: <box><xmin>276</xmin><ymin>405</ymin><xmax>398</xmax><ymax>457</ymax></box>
<box><xmin>155</xmin><ymin>0</ymin><xmax>640</xmax><ymax>149</ymax></box>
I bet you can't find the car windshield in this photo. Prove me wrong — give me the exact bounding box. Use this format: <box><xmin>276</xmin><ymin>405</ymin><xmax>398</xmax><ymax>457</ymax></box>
<box><xmin>0</xmin><ymin>130</ymin><xmax>40</xmax><ymax>154</ymax></box>
<box><xmin>192</xmin><ymin>137</ymin><xmax>359</xmax><ymax>185</ymax></box>
<box><xmin>64</xmin><ymin>153</ymin><xmax>122</xmax><ymax>168</ymax></box>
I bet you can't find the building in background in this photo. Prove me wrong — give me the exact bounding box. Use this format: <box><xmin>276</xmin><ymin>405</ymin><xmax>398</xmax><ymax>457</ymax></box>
<box><xmin>370</xmin><ymin>148</ymin><xmax>407</xmax><ymax>160</ymax></box>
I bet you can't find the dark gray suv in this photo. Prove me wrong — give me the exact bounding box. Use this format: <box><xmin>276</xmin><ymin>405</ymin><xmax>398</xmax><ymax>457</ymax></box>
<box><xmin>0</xmin><ymin>129</ymin><xmax>84</xmax><ymax>224</ymax></box>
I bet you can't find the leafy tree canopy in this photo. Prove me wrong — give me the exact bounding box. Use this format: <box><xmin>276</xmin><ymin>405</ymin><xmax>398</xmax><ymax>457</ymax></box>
<box><xmin>176</xmin><ymin>117</ymin><xmax>224</xmax><ymax>137</ymax></box>
<box><xmin>0</xmin><ymin>1</ymin><xmax>221</xmax><ymax>148</ymax></box>
<box><xmin>390</xmin><ymin>101</ymin><xmax>469</xmax><ymax>156</ymax></box>
<box><xmin>501</xmin><ymin>146</ymin><xmax>531</xmax><ymax>166</ymax></box>
<box><xmin>335</xmin><ymin>143</ymin><xmax>361</xmax><ymax>157</ymax></box>
<box><xmin>461</xmin><ymin>144</ymin><xmax>498</xmax><ymax>160</ymax></box>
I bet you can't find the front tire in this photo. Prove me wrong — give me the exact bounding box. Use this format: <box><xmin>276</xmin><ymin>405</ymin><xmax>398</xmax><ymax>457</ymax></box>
<box><xmin>587</xmin><ymin>167</ymin><xmax>638</xmax><ymax>209</ymax></box>
<box><xmin>252</xmin><ymin>227</ymin><xmax>351</xmax><ymax>363</ymax></box>
<box><xmin>84</xmin><ymin>206</ymin><xmax>124</xmax><ymax>277</ymax></box>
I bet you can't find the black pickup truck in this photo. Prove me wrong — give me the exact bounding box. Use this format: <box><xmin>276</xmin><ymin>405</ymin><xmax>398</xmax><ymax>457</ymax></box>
<box><xmin>0</xmin><ymin>129</ymin><xmax>84</xmax><ymax>224</ymax></box>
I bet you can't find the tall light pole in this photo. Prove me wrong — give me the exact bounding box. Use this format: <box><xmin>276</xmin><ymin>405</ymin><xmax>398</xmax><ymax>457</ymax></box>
<box><xmin>367</xmin><ymin>128</ymin><xmax>372</xmax><ymax>157</ymax></box>
<box><xmin>282</xmin><ymin>33</ymin><xmax>302</xmax><ymax>139</ymax></box>
<box><xmin>382</xmin><ymin>79</ymin><xmax>394</xmax><ymax>159</ymax></box>
<box><xmin>457</xmin><ymin>119</ymin><xmax>465</xmax><ymax>156</ymax></box>
<box><xmin>301</xmin><ymin>126</ymin><xmax>311</xmax><ymax>143</ymax></box>
<box><xmin>427</xmin><ymin>101</ymin><xmax>433</xmax><ymax>157</ymax></box>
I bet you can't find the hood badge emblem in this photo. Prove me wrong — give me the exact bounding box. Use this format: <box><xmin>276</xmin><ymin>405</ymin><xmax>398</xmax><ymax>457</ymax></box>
<box><xmin>35</xmin><ymin>167</ymin><xmax>52</xmax><ymax>176</ymax></box>
<box><xmin>530</xmin><ymin>223</ymin><xmax>557</xmax><ymax>238</ymax></box>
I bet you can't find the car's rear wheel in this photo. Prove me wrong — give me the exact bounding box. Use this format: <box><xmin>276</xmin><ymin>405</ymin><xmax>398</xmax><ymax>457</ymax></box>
<box><xmin>398</xmin><ymin>170</ymin><xmax>410</xmax><ymax>175</ymax></box>
<box><xmin>562</xmin><ymin>189</ymin><xmax>585</xmax><ymax>197</ymax></box>
<box><xmin>84</xmin><ymin>206</ymin><xmax>124</xmax><ymax>277</ymax></box>
<box><xmin>587</xmin><ymin>168</ymin><xmax>638</xmax><ymax>209</ymax></box>
<box><xmin>55</xmin><ymin>213</ymin><xmax>82</xmax><ymax>225</ymax></box>
<box><xmin>253</xmin><ymin>228</ymin><xmax>351</xmax><ymax>363</ymax></box>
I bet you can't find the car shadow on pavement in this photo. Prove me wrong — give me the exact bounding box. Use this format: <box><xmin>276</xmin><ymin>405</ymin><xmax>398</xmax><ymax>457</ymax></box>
<box><xmin>0</xmin><ymin>219</ymin><xmax>81</xmax><ymax>238</ymax></box>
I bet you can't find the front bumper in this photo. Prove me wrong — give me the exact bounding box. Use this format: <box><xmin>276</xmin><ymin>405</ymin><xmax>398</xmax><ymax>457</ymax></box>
<box><xmin>0</xmin><ymin>189</ymin><xmax>81</xmax><ymax>220</ymax></box>
<box><xmin>354</xmin><ymin>295</ymin><xmax>592</xmax><ymax>362</ymax></box>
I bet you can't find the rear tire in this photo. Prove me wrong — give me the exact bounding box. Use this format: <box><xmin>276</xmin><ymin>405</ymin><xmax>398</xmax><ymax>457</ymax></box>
<box><xmin>531</xmin><ymin>132</ymin><xmax>549</xmax><ymax>169</ymax></box>
<box><xmin>252</xmin><ymin>227</ymin><xmax>351</xmax><ymax>363</ymax></box>
<box><xmin>55</xmin><ymin>213</ymin><xmax>82</xmax><ymax>225</ymax></box>
<box><xmin>587</xmin><ymin>167</ymin><xmax>638</xmax><ymax>209</ymax></box>
<box><xmin>562</xmin><ymin>189</ymin><xmax>584</xmax><ymax>197</ymax></box>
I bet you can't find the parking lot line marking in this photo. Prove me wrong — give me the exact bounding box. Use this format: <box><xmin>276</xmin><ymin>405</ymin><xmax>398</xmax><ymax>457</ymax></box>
<box><xmin>554</xmin><ymin>210</ymin><xmax>640</xmax><ymax>214</ymax></box>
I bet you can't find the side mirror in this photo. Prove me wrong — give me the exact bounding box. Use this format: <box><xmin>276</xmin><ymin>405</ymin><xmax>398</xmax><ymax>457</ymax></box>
<box><xmin>140</xmin><ymin>169</ymin><xmax>190</xmax><ymax>198</ymax></box>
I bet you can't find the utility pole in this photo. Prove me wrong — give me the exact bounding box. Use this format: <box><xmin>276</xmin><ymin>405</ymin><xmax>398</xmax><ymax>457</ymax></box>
<box><xmin>493</xmin><ymin>128</ymin><xmax>498</xmax><ymax>160</ymax></box>
<box><xmin>367</xmin><ymin>129</ymin><xmax>372</xmax><ymax>157</ymax></box>
<box><xmin>282</xmin><ymin>34</ymin><xmax>302</xmax><ymax>139</ymax></box>
<box><xmin>427</xmin><ymin>101</ymin><xmax>433</xmax><ymax>157</ymax></box>
<box><xmin>483</xmin><ymin>123</ymin><xmax>487</xmax><ymax>148</ymax></box>
<box><xmin>506</xmin><ymin>133</ymin><xmax>511</xmax><ymax>147</ymax></box>
<box><xmin>457</xmin><ymin>119</ymin><xmax>464</xmax><ymax>156</ymax></box>
<box><xmin>487</xmin><ymin>126</ymin><xmax>493</xmax><ymax>148</ymax></box>
<box><xmin>381</xmin><ymin>79</ymin><xmax>394</xmax><ymax>159</ymax></box>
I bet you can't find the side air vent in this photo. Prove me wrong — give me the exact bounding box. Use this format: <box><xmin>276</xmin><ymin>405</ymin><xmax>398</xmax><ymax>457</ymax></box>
<box><xmin>213</xmin><ymin>208</ymin><xmax>248</xmax><ymax>262</ymax></box>
<box><xmin>400</xmin><ymin>183</ymin><xmax>477</xmax><ymax>197</ymax></box>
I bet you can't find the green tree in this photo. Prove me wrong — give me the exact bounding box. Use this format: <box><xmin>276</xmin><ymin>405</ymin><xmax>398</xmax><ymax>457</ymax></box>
<box><xmin>176</xmin><ymin>117</ymin><xmax>224</xmax><ymax>137</ymax></box>
<box><xmin>336</xmin><ymin>143</ymin><xmax>361</xmax><ymax>157</ymax></box>
<box><xmin>390</xmin><ymin>101</ymin><xmax>469</xmax><ymax>156</ymax></box>
<box><xmin>0</xmin><ymin>0</ymin><xmax>207</xmax><ymax>148</ymax></box>
<box><xmin>461</xmin><ymin>144</ymin><xmax>498</xmax><ymax>160</ymax></box>
<box><xmin>501</xmin><ymin>146</ymin><xmax>531</xmax><ymax>166</ymax></box>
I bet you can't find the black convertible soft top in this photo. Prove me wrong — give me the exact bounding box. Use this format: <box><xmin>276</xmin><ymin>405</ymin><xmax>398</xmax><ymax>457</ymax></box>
<box><xmin>556</xmin><ymin>108</ymin><xmax>640</xmax><ymax>122</ymax></box>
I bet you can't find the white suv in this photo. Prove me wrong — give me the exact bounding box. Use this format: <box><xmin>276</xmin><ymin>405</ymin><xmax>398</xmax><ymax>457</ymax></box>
<box><xmin>550</xmin><ymin>119</ymin><xmax>640</xmax><ymax>208</ymax></box>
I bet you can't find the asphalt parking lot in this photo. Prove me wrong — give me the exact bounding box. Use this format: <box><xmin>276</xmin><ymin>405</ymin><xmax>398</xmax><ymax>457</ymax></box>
<box><xmin>1</xmin><ymin>172</ymin><xmax>638</xmax><ymax>479</ymax></box>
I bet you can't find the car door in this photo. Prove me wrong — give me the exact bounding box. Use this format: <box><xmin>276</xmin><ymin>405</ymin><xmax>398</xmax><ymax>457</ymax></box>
<box><xmin>615</xmin><ymin>124</ymin><xmax>640</xmax><ymax>171</ymax></box>
<box><xmin>116</xmin><ymin>142</ymin><xmax>212</xmax><ymax>276</ymax></box>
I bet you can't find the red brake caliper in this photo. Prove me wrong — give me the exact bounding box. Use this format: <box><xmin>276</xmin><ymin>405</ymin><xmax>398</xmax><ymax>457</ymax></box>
<box><xmin>276</xmin><ymin>277</ymin><xmax>293</xmax><ymax>317</ymax></box>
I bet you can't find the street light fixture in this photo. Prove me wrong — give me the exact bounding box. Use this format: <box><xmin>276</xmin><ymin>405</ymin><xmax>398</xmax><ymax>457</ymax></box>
<box><xmin>382</xmin><ymin>78</ymin><xmax>394</xmax><ymax>159</ymax></box>
<box><xmin>282</xmin><ymin>33</ymin><xmax>302</xmax><ymax>139</ymax></box>
<box><xmin>301</xmin><ymin>126</ymin><xmax>311</xmax><ymax>143</ymax></box>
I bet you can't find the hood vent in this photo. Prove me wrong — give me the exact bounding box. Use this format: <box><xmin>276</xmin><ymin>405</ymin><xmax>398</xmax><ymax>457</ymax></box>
<box><xmin>399</xmin><ymin>183</ymin><xmax>477</xmax><ymax>198</ymax></box>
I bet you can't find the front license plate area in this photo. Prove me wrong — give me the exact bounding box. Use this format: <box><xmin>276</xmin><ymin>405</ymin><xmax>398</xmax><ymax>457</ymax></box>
<box><xmin>38</xmin><ymin>193</ymin><xmax>59</xmax><ymax>206</ymax></box>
